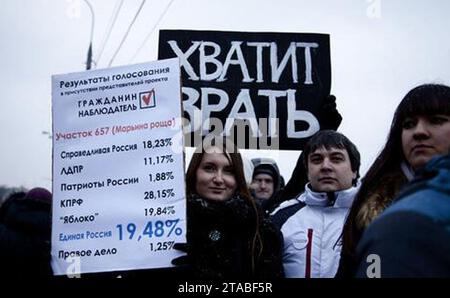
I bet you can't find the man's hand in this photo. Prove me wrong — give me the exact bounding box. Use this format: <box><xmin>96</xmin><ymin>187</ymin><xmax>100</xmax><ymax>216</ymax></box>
<box><xmin>316</xmin><ymin>95</ymin><xmax>343</xmax><ymax>130</ymax></box>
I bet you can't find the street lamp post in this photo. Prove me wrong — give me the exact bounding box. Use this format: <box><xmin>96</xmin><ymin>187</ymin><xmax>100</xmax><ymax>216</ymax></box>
<box><xmin>82</xmin><ymin>0</ymin><xmax>95</xmax><ymax>70</ymax></box>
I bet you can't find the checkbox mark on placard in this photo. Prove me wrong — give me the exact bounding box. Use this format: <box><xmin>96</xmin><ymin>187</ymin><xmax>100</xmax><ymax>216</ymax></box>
<box><xmin>139</xmin><ymin>89</ymin><xmax>156</xmax><ymax>109</ymax></box>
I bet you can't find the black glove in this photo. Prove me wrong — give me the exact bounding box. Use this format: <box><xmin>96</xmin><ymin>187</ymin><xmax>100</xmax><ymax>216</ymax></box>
<box><xmin>171</xmin><ymin>241</ymin><xmax>225</xmax><ymax>278</ymax></box>
<box><xmin>316</xmin><ymin>95</ymin><xmax>343</xmax><ymax>131</ymax></box>
<box><xmin>171</xmin><ymin>242</ymin><xmax>191</xmax><ymax>267</ymax></box>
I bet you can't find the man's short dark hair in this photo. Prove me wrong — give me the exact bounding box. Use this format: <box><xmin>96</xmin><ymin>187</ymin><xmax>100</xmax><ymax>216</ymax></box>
<box><xmin>302</xmin><ymin>130</ymin><xmax>361</xmax><ymax>184</ymax></box>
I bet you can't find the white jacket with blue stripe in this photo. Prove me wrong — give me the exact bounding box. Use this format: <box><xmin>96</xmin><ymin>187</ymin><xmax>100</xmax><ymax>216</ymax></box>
<box><xmin>271</xmin><ymin>184</ymin><xmax>358</xmax><ymax>278</ymax></box>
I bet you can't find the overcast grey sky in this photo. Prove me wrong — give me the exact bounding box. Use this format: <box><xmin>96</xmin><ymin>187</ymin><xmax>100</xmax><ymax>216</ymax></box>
<box><xmin>1</xmin><ymin>0</ymin><xmax>450</xmax><ymax>190</ymax></box>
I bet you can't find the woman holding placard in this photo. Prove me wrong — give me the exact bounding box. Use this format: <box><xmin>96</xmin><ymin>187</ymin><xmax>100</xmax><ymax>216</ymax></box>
<box><xmin>172</xmin><ymin>136</ymin><xmax>284</xmax><ymax>279</ymax></box>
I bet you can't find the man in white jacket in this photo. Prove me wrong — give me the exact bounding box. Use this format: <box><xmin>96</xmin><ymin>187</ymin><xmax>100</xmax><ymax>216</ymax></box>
<box><xmin>271</xmin><ymin>130</ymin><xmax>360</xmax><ymax>278</ymax></box>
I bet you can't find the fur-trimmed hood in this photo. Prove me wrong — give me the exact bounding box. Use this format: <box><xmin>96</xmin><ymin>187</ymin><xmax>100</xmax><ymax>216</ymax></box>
<box><xmin>355</xmin><ymin>168</ymin><xmax>408</xmax><ymax>230</ymax></box>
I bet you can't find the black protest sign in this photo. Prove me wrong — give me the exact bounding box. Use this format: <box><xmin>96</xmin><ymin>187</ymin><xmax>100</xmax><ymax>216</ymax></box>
<box><xmin>158</xmin><ymin>30</ymin><xmax>331</xmax><ymax>150</ymax></box>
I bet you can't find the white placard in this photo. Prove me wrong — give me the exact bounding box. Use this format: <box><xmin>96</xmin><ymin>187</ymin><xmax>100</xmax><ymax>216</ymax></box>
<box><xmin>51</xmin><ymin>58</ymin><xmax>185</xmax><ymax>275</ymax></box>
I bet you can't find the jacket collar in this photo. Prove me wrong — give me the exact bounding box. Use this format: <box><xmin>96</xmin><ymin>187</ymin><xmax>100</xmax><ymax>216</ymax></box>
<box><xmin>296</xmin><ymin>183</ymin><xmax>359</xmax><ymax>208</ymax></box>
<box><xmin>400</xmin><ymin>161</ymin><xmax>415</xmax><ymax>182</ymax></box>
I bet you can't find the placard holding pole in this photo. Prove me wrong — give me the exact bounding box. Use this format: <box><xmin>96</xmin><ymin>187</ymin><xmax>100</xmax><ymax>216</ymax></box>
<box><xmin>51</xmin><ymin>58</ymin><xmax>185</xmax><ymax>275</ymax></box>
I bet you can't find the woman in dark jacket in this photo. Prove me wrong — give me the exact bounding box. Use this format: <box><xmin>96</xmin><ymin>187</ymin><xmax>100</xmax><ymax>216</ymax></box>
<box><xmin>338</xmin><ymin>83</ymin><xmax>450</xmax><ymax>277</ymax></box>
<box><xmin>175</xmin><ymin>136</ymin><xmax>284</xmax><ymax>279</ymax></box>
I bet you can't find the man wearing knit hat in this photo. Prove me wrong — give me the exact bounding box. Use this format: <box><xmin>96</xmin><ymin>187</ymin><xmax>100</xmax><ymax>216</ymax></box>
<box><xmin>251</xmin><ymin>158</ymin><xmax>283</xmax><ymax>213</ymax></box>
